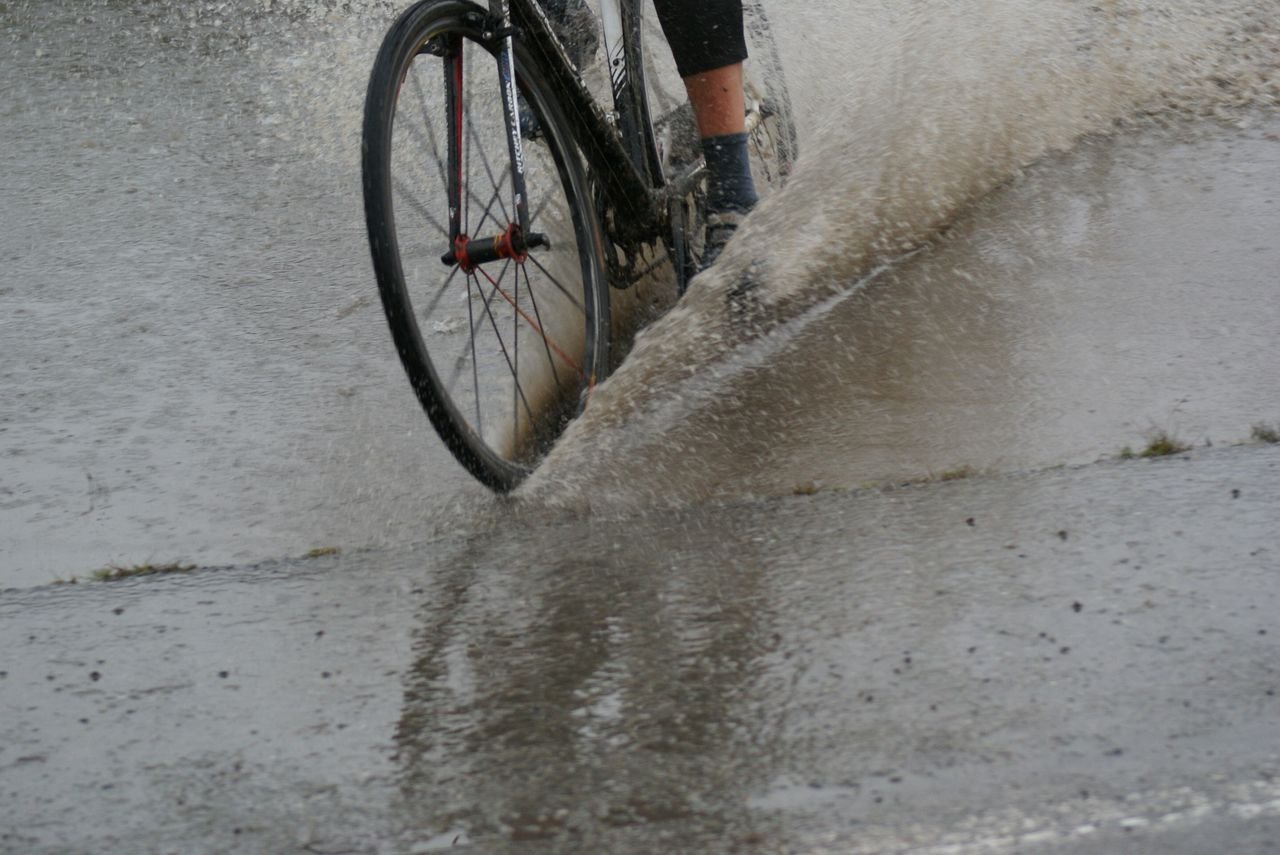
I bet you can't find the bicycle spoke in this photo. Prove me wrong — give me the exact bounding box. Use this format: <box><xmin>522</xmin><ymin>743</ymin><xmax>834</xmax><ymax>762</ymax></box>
<box><xmin>444</xmin><ymin>260</ymin><xmax>511</xmax><ymax>394</ymax></box>
<box><xmin>466</xmin><ymin>107</ymin><xmax>512</xmax><ymax>225</ymax></box>
<box><xmin>525</xmin><ymin>253</ymin><xmax>585</xmax><ymax>315</ymax></box>
<box><xmin>392</xmin><ymin>175</ymin><xmax>449</xmax><ymax>239</ymax></box>
<box><xmin>474</xmin><ymin>265</ymin><xmax>535</xmax><ymax>426</ymax></box>
<box><xmin>522</xmin><ymin>261</ymin><xmax>562</xmax><ymax>391</ymax></box>
<box><xmin>529</xmin><ymin>193</ymin><xmax>553</xmax><ymax>228</ymax></box>
<box><xmin>464</xmin><ymin>273</ymin><xmax>482</xmax><ymax>433</ymax></box>
<box><xmin>406</xmin><ymin>68</ymin><xmax>449</xmax><ymax>197</ymax></box>
<box><xmin>467</xmin><ymin>170</ymin><xmax>510</xmax><ymax>239</ymax></box>
<box><xmin>421</xmin><ymin>261</ymin><xmax>463</xmax><ymax>320</ymax></box>
<box><xmin>478</xmin><ymin>264</ymin><xmax>586</xmax><ymax>378</ymax></box>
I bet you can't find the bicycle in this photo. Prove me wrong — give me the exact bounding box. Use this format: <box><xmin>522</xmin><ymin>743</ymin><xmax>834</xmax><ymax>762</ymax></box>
<box><xmin>362</xmin><ymin>0</ymin><xmax>796</xmax><ymax>491</ymax></box>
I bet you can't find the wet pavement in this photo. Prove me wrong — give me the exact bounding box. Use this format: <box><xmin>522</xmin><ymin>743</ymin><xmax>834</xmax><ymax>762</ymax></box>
<box><xmin>3</xmin><ymin>0</ymin><xmax>1280</xmax><ymax>851</ymax></box>
<box><xmin>0</xmin><ymin>1</ymin><xmax>486</xmax><ymax>588</ymax></box>
<box><xmin>2</xmin><ymin>444</ymin><xmax>1278</xmax><ymax>852</ymax></box>
<box><xmin>3</xmin><ymin>1</ymin><xmax>1280</xmax><ymax>586</ymax></box>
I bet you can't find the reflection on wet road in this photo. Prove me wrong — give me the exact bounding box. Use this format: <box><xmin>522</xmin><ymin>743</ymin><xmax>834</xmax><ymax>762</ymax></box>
<box><xmin>3</xmin><ymin>446</ymin><xmax>1278</xmax><ymax>852</ymax></box>
<box><xmin>394</xmin><ymin>449</ymin><xmax>1280</xmax><ymax>851</ymax></box>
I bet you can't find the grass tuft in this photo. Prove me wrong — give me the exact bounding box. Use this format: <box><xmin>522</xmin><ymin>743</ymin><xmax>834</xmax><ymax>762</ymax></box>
<box><xmin>91</xmin><ymin>562</ymin><xmax>196</xmax><ymax>582</ymax></box>
<box><xmin>1251</xmin><ymin>422</ymin><xmax>1280</xmax><ymax>444</ymax></box>
<box><xmin>1138</xmin><ymin>432</ymin><xmax>1190</xmax><ymax>458</ymax></box>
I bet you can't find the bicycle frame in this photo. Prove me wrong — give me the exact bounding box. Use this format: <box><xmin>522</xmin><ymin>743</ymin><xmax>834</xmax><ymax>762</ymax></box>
<box><xmin>486</xmin><ymin>0</ymin><xmax>673</xmax><ymax>250</ymax></box>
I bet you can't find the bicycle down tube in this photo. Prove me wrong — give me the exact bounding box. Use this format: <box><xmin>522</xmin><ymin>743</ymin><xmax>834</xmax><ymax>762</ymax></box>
<box><xmin>495</xmin><ymin>0</ymin><xmax>664</xmax><ymax>248</ymax></box>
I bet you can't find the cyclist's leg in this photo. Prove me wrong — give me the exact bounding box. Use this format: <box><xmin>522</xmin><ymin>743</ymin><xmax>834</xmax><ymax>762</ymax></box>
<box><xmin>682</xmin><ymin>64</ymin><xmax>747</xmax><ymax>138</ymax></box>
<box><xmin>650</xmin><ymin>0</ymin><xmax>748</xmax><ymax>83</ymax></box>
<box><xmin>652</xmin><ymin>0</ymin><xmax>758</xmax><ymax>266</ymax></box>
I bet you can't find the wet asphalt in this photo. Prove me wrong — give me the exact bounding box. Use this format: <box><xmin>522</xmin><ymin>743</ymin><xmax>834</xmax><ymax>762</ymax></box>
<box><xmin>3</xmin><ymin>1</ymin><xmax>1279</xmax><ymax>584</ymax></box>
<box><xmin>2</xmin><ymin>444</ymin><xmax>1279</xmax><ymax>853</ymax></box>
<box><xmin>3</xmin><ymin>1</ymin><xmax>1280</xmax><ymax>852</ymax></box>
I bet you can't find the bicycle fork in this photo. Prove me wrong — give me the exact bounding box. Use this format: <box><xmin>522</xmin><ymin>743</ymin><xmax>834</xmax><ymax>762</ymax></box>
<box><xmin>440</xmin><ymin>0</ymin><xmax>547</xmax><ymax>270</ymax></box>
<box><xmin>438</xmin><ymin>0</ymin><xmax>667</xmax><ymax>271</ymax></box>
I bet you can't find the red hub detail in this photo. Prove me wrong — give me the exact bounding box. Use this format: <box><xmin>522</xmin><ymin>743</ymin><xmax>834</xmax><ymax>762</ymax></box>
<box><xmin>452</xmin><ymin>234</ymin><xmax>473</xmax><ymax>273</ymax></box>
<box><xmin>447</xmin><ymin>225</ymin><xmax>526</xmax><ymax>273</ymax></box>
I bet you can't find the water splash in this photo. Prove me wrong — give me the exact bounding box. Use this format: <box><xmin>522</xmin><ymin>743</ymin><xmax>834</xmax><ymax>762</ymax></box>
<box><xmin>521</xmin><ymin>0</ymin><xmax>1279</xmax><ymax>505</ymax></box>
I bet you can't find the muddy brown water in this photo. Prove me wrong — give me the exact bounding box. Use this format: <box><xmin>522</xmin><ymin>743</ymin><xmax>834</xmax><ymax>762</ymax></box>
<box><xmin>528</xmin><ymin>120</ymin><xmax>1280</xmax><ymax>504</ymax></box>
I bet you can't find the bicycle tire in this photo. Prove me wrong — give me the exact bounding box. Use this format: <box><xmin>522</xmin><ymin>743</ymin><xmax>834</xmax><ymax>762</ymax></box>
<box><xmin>363</xmin><ymin>0</ymin><xmax>610</xmax><ymax>492</ymax></box>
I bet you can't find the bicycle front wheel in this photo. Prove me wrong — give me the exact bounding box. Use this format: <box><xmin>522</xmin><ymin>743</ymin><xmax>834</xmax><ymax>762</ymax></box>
<box><xmin>364</xmin><ymin>0</ymin><xmax>610</xmax><ymax>492</ymax></box>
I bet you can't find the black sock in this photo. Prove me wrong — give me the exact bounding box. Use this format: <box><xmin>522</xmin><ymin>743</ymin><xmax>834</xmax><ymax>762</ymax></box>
<box><xmin>702</xmin><ymin>132</ymin><xmax>758</xmax><ymax>215</ymax></box>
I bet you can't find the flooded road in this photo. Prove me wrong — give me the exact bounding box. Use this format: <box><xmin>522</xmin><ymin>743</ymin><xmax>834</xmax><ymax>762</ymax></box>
<box><xmin>2</xmin><ymin>0</ymin><xmax>1280</xmax><ymax>851</ymax></box>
